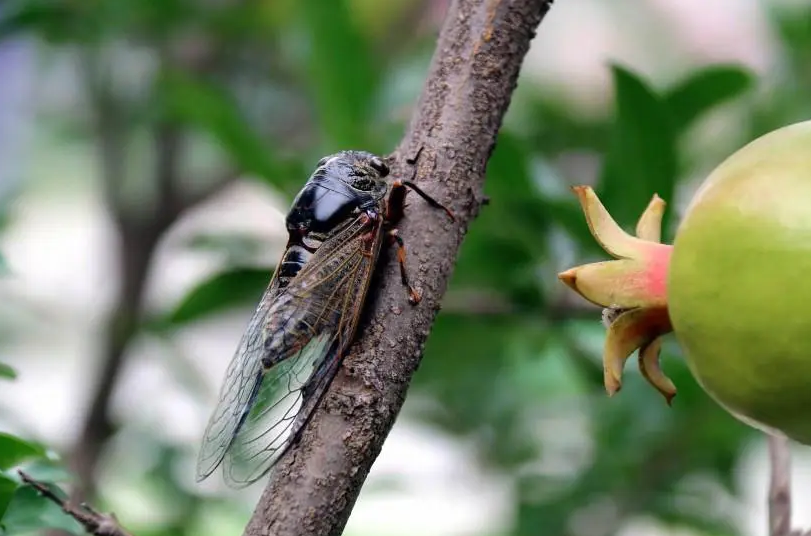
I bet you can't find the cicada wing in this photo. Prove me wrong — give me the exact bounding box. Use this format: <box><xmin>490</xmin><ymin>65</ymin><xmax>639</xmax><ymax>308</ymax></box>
<box><xmin>198</xmin><ymin>212</ymin><xmax>386</xmax><ymax>488</ymax></box>
<box><xmin>221</xmin><ymin>332</ymin><xmax>336</xmax><ymax>487</ymax></box>
<box><xmin>195</xmin><ymin>277</ymin><xmax>283</xmax><ymax>483</ymax></box>
<box><xmin>217</xmin><ymin>234</ymin><xmax>375</xmax><ymax>488</ymax></box>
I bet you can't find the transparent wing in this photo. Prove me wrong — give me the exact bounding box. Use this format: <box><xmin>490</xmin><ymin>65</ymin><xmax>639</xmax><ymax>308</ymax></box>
<box><xmin>195</xmin><ymin>284</ymin><xmax>279</xmax><ymax>482</ymax></box>
<box><xmin>221</xmin><ymin>332</ymin><xmax>335</xmax><ymax>487</ymax></box>
<box><xmin>196</xmin><ymin>213</ymin><xmax>386</xmax><ymax>488</ymax></box>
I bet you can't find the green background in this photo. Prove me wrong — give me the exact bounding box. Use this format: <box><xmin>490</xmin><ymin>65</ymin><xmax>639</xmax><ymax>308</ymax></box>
<box><xmin>0</xmin><ymin>1</ymin><xmax>809</xmax><ymax>535</ymax></box>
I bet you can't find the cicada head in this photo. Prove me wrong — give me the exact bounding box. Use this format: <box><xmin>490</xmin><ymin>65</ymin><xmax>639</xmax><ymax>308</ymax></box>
<box><xmin>315</xmin><ymin>150</ymin><xmax>390</xmax><ymax>201</ymax></box>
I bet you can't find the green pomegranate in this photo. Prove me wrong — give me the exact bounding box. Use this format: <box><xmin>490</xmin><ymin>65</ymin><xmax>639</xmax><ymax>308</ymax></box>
<box><xmin>558</xmin><ymin>120</ymin><xmax>811</xmax><ymax>444</ymax></box>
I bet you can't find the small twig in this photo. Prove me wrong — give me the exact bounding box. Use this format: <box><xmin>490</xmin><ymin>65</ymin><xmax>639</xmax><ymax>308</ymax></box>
<box><xmin>766</xmin><ymin>433</ymin><xmax>811</xmax><ymax>536</ymax></box>
<box><xmin>769</xmin><ymin>434</ymin><xmax>792</xmax><ymax>536</ymax></box>
<box><xmin>17</xmin><ymin>471</ymin><xmax>135</xmax><ymax>536</ymax></box>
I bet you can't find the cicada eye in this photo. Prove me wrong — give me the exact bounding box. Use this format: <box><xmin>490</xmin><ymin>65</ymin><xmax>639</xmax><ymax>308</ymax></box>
<box><xmin>369</xmin><ymin>157</ymin><xmax>389</xmax><ymax>177</ymax></box>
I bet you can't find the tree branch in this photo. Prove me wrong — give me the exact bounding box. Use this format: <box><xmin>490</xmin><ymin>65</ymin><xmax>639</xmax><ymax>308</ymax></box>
<box><xmin>243</xmin><ymin>1</ymin><xmax>554</xmax><ymax>535</ymax></box>
<box><xmin>19</xmin><ymin>471</ymin><xmax>134</xmax><ymax>536</ymax></box>
<box><xmin>767</xmin><ymin>434</ymin><xmax>811</xmax><ymax>536</ymax></box>
<box><xmin>769</xmin><ymin>434</ymin><xmax>792</xmax><ymax>536</ymax></box>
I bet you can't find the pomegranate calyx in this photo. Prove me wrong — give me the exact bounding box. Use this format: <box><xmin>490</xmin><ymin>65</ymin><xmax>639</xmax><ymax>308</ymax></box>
<box><xmin>557</xmin><ymin>186</ymin><xmax>676</xmax><ymax>403</ymax></box>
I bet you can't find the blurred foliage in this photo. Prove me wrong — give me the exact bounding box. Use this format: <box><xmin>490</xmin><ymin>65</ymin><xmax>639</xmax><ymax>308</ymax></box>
<box><xmin>161</xmin><ymin>267</ymin><xmax>272</xmax><ymax>328</ymax></box>
<box><xmin>2</xmin><ymin>1</ymin><xmax>811</xmax><ymax>536</ymax></box>
<box><xmin>0</xmin><ymin>364</ymin><xmax>14</xmax><ymax>382</ymax></box>
<box><xmin>0</xmin><ymin>363</ymin><xmax>81</xmax><ymax>535</ymax></box>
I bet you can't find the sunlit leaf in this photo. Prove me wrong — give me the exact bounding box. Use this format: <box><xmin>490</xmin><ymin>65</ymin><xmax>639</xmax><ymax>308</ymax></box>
<box><xmin>164</xmin><ymin>267</ymin><xmax>273</xmax><ymax>327</ymax></box>
<box><xmin>1</xmin><ymin>484</ymin><xmax>81</xmax><ymax>535</ymax></box>
<box><xmin>0</xmin><ymin>436</ymin><xmax>45</xmax><ymax>471</ymax></box>
<box><xmin>598</xmin><ymin>65</ymin><xmax>678</xmax><ymax>232</ymax></box>
<box><xmin>665</xmin><ymin>65</ymin><xmax>754</xmax><ymax>133</ymax></box>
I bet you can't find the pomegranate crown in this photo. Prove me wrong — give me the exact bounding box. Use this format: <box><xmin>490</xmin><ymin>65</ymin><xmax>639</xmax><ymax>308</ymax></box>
<box><xmin>558</xmin><ymin>186</ymin><xmax>676</xmax><ymax>404</ymax></box>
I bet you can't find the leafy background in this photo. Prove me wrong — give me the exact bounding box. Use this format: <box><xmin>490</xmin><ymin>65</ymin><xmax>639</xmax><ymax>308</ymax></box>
<box><xmin>0</xmin><ymin>0</ymin><xmax>810</xmax><ymax>535</ymax></box>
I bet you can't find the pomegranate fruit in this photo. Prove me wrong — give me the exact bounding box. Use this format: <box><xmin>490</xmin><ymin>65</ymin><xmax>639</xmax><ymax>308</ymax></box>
<box><xmin>558</xmin><ymin>120</ymin><xmax>811</xmax><ymax>444</ymax></box>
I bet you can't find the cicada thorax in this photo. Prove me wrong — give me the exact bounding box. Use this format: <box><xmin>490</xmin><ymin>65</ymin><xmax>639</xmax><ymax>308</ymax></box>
<box><xmin>273</xmin><ymin>153</ymin><xmax>390</xmax><ymax>291</ymax></box>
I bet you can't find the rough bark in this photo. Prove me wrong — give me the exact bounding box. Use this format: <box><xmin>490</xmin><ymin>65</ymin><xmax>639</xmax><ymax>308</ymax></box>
<box><xmin>243</xmin><ymin>0</ymin><xmax>555</xmax><ymax>535</ymax></box>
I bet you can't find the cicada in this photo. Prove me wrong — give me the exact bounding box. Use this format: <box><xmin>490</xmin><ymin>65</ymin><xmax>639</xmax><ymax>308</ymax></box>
<box><xmin>195</xmin><ymin>149</ymin><xmax>454</xmax><ymax>488</ymax></box>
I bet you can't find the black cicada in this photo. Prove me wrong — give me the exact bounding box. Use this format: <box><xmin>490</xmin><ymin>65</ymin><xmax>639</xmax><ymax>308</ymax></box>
<box><xmin>195</xmin><ymin>150</ymin><xmax>454</xmax><ymax>488</ymax></box>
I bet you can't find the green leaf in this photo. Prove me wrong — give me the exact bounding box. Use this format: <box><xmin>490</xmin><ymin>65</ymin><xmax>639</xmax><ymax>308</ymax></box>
<box><xmin>772</xmin><ymin>4</ymin><xmax>811</xmax><ymax>62</ymax></box>
<box><xmin>598</xmin><ymin>65</ymin><xmax>678</xmax><ymax>232</ymax></box>
<box><xmin>0</xmin><ymin>364</ymin><xmax>15</xmax><ymax>381</ymax></box>
<box><xmin>665</xmin><ymin>65</ymin><xmax>754</xmax><ymax>134</ymax></box>
<box><xmin>450</xmin><ymin>133</ymin><xmax>547</xmax><ymax>308</ymax></box>
<box><xmin>157</xmin><ymin>72</ymin><xmax>302</xmax><ymax>193</ymax></box>
<box><xmin>0</xmin><ymin>436</ymin><xmax>45</xmax><ymax>471</ymax></box>
<box><xmin>0</xmin><ymin>0</ymin><xmax>78</xmax><ymax>42</ymax></box>
<box><xmin>13</xmin><ymin>460</ymin><xmax>72</xmax><ymax>486</ymax></box>
<box><xmin>1</xmin><ymin>484</ymin><xmax>82</xmax><ymax>535</ymax></box>
<box><xmin>164</xmin><ymin>267</ymin><xmax>273</xmax><ymax>327</ymax></box>
<box><xmin>295</xmin><ymin>0</ymin><xmax>378</xmax><ymax>147</ymax></box>
<box><xmin>0</xmin><ymin>0</ymin><xmax>201</xmax><ymax>44</ymax></box>
<box><xmin>521</xmin><ymin>95</ymin><xmax>609</xmax><ymax>155</ymax></box>
<box><xmin>0</xmin><ymin>474</ymin><xmax>18</xmax><ymax>524</ymax></box>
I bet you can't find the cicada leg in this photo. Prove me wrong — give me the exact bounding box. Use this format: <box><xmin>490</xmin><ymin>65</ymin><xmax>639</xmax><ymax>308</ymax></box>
<box><xmin>383</xmin><ymin>148</ymin><xmax>456</xmax><ymax>304</ymax></box>
<box><xmin>386</xmin><ymin>180</ymin><xmax>455</xmax><ymax>225</ymax></box>
<box><xmin>386</xmin><ymin>180</ymin><xmax>408</xmax><ymax>225</ymax></box>
<box><xmin>386</xmin><ymin>228</ymin><xmax>421</xmax><ymax>305</ymax></box>
<box><xmin>360</xmin><ymin>211</ymin><xmax>382</xmax><ymax>258</ymax></box>
<box><xmin>386</xmin><ymin>147</ymin><xmax>456</xmax><ymax>225</ymax></box>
